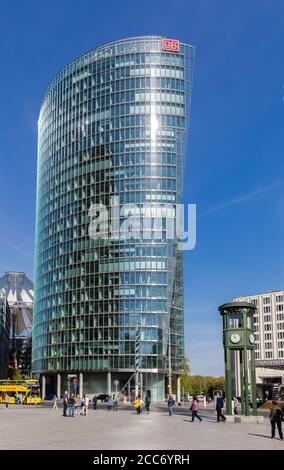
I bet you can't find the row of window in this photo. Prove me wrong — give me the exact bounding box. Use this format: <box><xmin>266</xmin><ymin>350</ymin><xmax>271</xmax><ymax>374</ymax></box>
<box><xmin>32</xmin><ymin>355</ymin><xmax>184</xmax><ymax>372</ymax></box>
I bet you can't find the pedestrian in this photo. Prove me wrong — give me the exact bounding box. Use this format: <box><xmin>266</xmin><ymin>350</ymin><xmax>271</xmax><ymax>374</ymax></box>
<box><xmin>83</xmin><ymin>394</ymin><xmax>90</xmax><ymax>416</ymax></box>
<box><xmin>145</xmin><ymin>392</ymin><xmax>151</xmax><ymax>414</ymax></box>
<box><xmin>75</xmin><ymin>394</ymin><xmax>81</xmax><ymax>415</ymax></box>
<box><xmin>5</xmin><ymin>393</ymin><xmax>9</xmax><ymax>408</ymax></box>
<box><xmin>190</xmin><ymin>396</ymin><xmax>202</xmax><ymax>422</ymax></box>
<box><xmin>269</xmin><ymin>400</ymin><xmax>283</xmax><ymax>440</ymax></box>
<box><xmin>113</xmin><ymin>393</ymin><xmax>119</xmax><ymax>411</ymax></box>
<box><xmin>69</xmin><ymin>394</ymin><xmax>75</xmax><ymax>417</ymax></box>
<box><xmin>233</xmin><ymin>396</ymin><xmax>239</xmax><ymax>415</ymax></box>
<box><xmin>107</xmin><ymin>395</ymin><xmax>113</xmax><ymax>411</ymax></box>
<box><xmin>216</xmin><ymin>393</ymin><xmax>226</xmax><ymax>422</ymax></box>
<box><xmin>134</xmin><ymin>394</ymin><xmax>143</xmax><ymax>415</ymax></box>
<box><xmin>167</xmin><ymin>395</ymin><xmax>175</xmax><ymax>416</ymax></box>
<box><xmin>53</xmin><ymin>394</ymin><xmax>58</xmax><ymax>410</ymax></box>
<box><xmin>63</xmin><ymin>391</ymin><xmax>69</xmax><ymax>417</ymax></box>
<box><xmin>92</xmin><ymin>394</ymin><xmax>97</xmax><ymax>410</ymax></box>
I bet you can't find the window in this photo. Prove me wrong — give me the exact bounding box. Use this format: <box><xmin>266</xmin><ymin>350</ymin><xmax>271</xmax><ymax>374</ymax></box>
<box><xmin>263</xmin><ymin>297</ymin><xmax>271</xmax><ymax>305</ymax></box>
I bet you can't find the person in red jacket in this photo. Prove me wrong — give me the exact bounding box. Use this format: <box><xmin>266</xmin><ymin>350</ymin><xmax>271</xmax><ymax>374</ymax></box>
<box><xmin>190</xmin><ymin>396</ymin><xmax>202</xmax><ymax>422</ymax></box>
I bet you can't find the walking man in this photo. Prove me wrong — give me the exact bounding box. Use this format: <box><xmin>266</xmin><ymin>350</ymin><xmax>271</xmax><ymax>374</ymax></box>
<box><xmin>190</xmin><ymin>396</ymin><xmax>202</xmax><ymax>422</ymax></box>
<box><xmin>270</xmin><ymin>400</ymin><xmax>283</xmax><ymax>440</ymax></box>
<box><xmin>168</xmin><ymin>395</ymin><xmax>175</xmax><ymax>416</ymax></box>
<box><xmin>92</xmin><ymin>394</ymin><xmax>97</xmax><ymax>410</ymax></box>
<box><xmin>69</xmin><ymin>394</ymin><xmax>75</xmax><ymax>417</ymax></box>
<box><xmin>63</xmin><ymin>391</ymin><xmax>68</xmax><ymax>417</ymax></box>
<box><xmin>145</xmin><ymin>392</ymin><xmax>151</xmax><ymax>414</ymax></box>
<box><xmin>216</xmin><ymin>393</ymin><xmax>226</xmax><ymax>422</ymax></box>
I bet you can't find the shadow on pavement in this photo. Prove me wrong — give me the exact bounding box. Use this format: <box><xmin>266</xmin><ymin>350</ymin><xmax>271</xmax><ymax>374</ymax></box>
<box><xmin>248</xmin><ymin>433</ymin><xmax>276</xmax><ymax>440</ymax></box>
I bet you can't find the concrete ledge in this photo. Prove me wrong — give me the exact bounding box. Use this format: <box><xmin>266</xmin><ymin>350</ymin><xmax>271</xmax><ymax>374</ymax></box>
<box><xmin>226</xmin><ymin>415</ymin><xmax>264</xmax><ymax>424</ymax></box>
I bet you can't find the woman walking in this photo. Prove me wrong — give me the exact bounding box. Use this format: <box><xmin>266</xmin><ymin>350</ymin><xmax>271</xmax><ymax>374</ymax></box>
<box><xmin>134</xmin><ymin>394</ymin><xmax>143</xmax><ymax>415</ymax></box>
<box><xmin>190</xmin><ymin>396</ymin><xmax>202</xmax><ymax>422</ymax></box>
<box><xmin>83</xmin><ymin>394</ymin><xmax>90</xmax><ymax>416</ymax></box>
<box><xmin>53</xmin><ymin>394</ymin><xmax>58</xmax><ymax>410</ymax></box>
<box><xmin>107</xmin><ymin>395</ymin><xmax>113</xmax><ymax>411</ymax></box>
<box><xmin>75</xmin><ymin>395</ymin><xmax>81</xmax><ymax>415</ymax></box>
<box><xmin>269</xmin><ymin>400</ymin><xmax>283</xmax><ymax>440</ymax></box>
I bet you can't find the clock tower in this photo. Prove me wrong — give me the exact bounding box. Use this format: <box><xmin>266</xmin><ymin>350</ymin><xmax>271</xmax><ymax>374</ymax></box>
<box><xmin>219</xmin><ymin>302</ymin><xmax>257</xmax><ymax>416</ymax></box>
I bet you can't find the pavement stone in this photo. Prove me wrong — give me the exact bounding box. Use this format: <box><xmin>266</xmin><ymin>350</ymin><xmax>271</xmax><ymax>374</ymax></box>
<box><xmin>0</xmin><ymin>404</ymin><xmax>283</xmax><ymax>450</ymax></box>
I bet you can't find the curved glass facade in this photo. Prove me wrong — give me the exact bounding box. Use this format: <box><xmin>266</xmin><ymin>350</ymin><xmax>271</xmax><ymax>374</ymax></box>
<box><xmin>33</xmin><ymin>36</ymin><xmax>195</xmax><ymax>400</ymax></box>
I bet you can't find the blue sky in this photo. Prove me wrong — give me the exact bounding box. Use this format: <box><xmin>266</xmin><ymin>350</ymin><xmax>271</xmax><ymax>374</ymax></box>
<box><xmin>0</xmin><ymin>0</ymin><xmax>283</xmax><ymax>376</ymax></box>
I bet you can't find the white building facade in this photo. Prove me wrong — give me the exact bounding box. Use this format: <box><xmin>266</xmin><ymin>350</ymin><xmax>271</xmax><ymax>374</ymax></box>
<box><xmin>235</xmin><ymin>290</ymin><xmax>284</xmax><ymax>399</ymax></box>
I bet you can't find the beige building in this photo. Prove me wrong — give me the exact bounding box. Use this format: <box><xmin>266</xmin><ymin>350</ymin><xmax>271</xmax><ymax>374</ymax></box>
<box><xmin>234</xmin><ymin>290</ymin><xmax>284</xmax><ymax>400</ymax></box>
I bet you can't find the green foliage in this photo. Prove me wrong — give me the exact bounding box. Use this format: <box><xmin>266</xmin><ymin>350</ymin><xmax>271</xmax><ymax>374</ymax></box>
<box><xmin>9</xmin><ymin>369</ymin><xmax>24</xmax><ymax>381</ymax></box>
<box><xmin>180</xmin><ymin>357</ymin><xmax>224</xmax><ymax>397</ymax></box>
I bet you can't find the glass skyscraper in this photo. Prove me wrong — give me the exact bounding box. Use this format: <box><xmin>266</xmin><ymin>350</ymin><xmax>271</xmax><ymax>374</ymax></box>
<box><xmin>33</xmin><ymin>36</ymin><xmax>195</xmax><ymax>401</ymax></box>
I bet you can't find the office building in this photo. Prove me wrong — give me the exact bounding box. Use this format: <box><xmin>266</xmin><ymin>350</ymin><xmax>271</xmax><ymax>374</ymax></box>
<box><xmin>33</xmin><ymin>36</ymin><xmax>195</xmax><ymax>400</ymax></box>
<box><xmin>235</xmin><ymin>290</ymin><xmax>284</xmax><ymax>399</ymax></box>
<box><xmin>0</xmin><ymin>291</ymin><xmax>11</xmax><ymax>378</ymax></box>
<box><xmin>0</xmin><ymin>272</ymin><xmax>34</xmax><ymax>375</ymax></box>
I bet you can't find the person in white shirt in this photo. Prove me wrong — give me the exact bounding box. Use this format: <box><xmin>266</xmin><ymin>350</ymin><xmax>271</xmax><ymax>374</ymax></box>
<box><xmin>83</xmin><ymin>394</ymin><xmax>90</xmax><ymax>416</ymax></box>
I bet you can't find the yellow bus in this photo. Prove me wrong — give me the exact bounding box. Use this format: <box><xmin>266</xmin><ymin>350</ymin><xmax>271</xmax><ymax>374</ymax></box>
<box><xmin>0</xmin><ymin>380</ymin><xmax>41</xmax><ymax>405</ymax></box>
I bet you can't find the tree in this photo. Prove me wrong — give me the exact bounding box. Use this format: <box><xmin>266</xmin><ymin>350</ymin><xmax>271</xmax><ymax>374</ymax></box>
<box><xmin>9</xmin><ymin>369</ymin><xmax>24</xmax><ymax>381</ymax></box>
<box><xmin>180</xmin><ymin>357</ymin><xmax>193</xmax><ymax>395</ymax></box>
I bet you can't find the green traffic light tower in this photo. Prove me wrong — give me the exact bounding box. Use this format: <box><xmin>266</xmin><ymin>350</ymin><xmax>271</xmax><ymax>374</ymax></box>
<box><xmin>219</xmin><ymin>302</ymin><xmax>257</xmax><ymax>416</ymax></box>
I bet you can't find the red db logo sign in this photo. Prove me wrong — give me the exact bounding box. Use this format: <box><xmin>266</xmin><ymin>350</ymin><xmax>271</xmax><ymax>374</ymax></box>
<box><xmin>162</xmin><ymin>38</ymin><xmax>180</xmax><ymax>53</ymax></box>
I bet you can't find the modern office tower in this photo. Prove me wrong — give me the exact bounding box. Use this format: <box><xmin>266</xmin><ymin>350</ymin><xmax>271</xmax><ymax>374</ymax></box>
<box><xmin>0</xmin><ymin>272</ymin><xmax>34</xmax><ymax>375</ymax></box>
<box><xmin>235</xmin><ymin>290</ymin><xmax>284</xmax><ymax>400</ymax></box>
<box><xmin>33</xmin><ymin>36</ymin><xmax>195</xmax><ymax>400</ymax></box>
<box><xmin>0</xmin><ymin>291</ymin><xmax>11</xmax><ymax>378</ymax></box>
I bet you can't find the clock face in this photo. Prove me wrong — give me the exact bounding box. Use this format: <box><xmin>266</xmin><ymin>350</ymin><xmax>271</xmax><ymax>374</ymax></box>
<box><xmin>249</xmin><ymin>334</ymin><xmax>255</xmax><ymax>344</ymax></box>
<box><xmin>230</xmin><ymin>333</ymin><xmax>241</xmax><ymax>344</ymax></box>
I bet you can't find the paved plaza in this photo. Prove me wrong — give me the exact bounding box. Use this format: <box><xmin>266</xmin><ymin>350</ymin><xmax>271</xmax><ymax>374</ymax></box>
<box><xmin>0</xmin><ymin>404</ymin><xmax>283</xmax><ymax>450</ymax></box>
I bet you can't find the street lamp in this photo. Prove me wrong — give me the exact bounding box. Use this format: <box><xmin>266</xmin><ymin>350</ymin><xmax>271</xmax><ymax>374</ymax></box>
<box><xmin>168</xmin><ymin>326</ymin><xmax>172</xmax><ymax>396</ymax></box>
